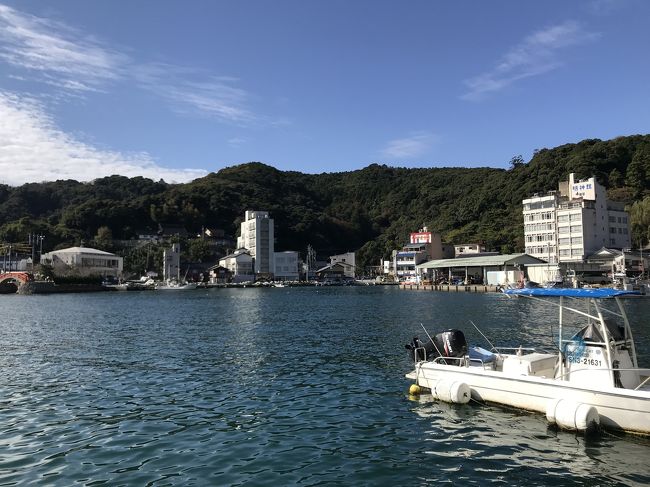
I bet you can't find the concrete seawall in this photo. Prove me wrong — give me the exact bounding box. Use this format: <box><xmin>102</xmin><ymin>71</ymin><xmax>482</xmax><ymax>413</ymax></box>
<box><xmin>399</xmin><ymin>283</ymin><xmax>500</xmax><ymax>293</ymax></box>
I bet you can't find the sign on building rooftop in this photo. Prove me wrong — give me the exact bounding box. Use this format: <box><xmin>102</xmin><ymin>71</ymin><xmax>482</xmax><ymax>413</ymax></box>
<box><xmin>571</xmin><ymin>176</ymin><xmax>595</xmax><ymax>200</ymax></box>
<box><xmin>410</xmin><ymin>231</ymin><xmax>432</xmax><ymax>244</ymax></box>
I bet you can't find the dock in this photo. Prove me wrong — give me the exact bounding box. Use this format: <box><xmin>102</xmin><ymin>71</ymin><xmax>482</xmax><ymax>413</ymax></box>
<box><xmin>399</xmin><ymin>283</ymin><xmax>500</xmax><ymax>293</ymax></box>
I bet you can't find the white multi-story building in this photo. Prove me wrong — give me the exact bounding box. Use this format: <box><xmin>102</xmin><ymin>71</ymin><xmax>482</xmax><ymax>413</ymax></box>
<box><xmin>393</xmin><ymin>227</ymin><xmax>452</xmax><ymax>281</ymax></box>
<box><xmin>523</xmin><ymin>174</ymin><xmax>631</xmax><ymax>263</ymax></box>
<box><xmin>237</xmin><ymin>210</ymin><xmax>275</xmax><ymax>276</ymax></box>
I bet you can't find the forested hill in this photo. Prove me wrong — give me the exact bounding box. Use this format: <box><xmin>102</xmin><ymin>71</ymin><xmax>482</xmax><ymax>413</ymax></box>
<box><xmin>1</xmin><ymin>134</ymin><xmax>650</xmax><ymax>270</ymax></box>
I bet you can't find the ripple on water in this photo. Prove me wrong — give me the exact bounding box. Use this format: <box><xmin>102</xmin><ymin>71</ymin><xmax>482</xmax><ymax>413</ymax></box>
<box><xmin>0</xmin><ymin>288</ymin><xmax>649</xmax><ymax>485</ymax></box>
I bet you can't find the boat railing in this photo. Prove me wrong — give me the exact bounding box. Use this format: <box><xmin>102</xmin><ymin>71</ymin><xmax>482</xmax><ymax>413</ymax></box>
<box><xmin>413</xmin><ymin>346</ymin><xmax>428</xmax><ymax>362</ymax></box>
<box><xmin>468</xmin><ymin>358</ymin><xmax>496</xmax><ymax>370</ymax></box>
<box><xmin>560</xmin><ymin>338</ymin><xmax>630</xmax><ymax>348</ymax></box>
<box><xmin>491</xmin><ymin>346</ymin><xmax>537</xmax><ymax>354</ymax></box>
<box><xmin>636</xmin><ymin>374</ymin><xmax>650</xmax><ymax>391</ymax></box>
<box><xmin>432</xmin><ymin>356</ymin><xmax>466</xmax><ymax>366</ymax></box>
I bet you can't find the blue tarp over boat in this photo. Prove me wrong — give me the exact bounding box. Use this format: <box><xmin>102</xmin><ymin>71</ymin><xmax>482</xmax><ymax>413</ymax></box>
<box><xmin>503</xmin><ymin>287</ymin><xmax>641</xmax><ymax>298</ymax></box>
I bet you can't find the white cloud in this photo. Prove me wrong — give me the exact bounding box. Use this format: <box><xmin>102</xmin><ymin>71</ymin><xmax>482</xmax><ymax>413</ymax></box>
<box><xmin>134</xmin><ymin>63</ymin><xmax>259</xmax><ymax>124</ymax></box>
<box><xmin>227</xmin><ymin>137</ymin><xmax>248</xmax><ymax>147</ymax></box>
<box><xmin>461</xmin><ymin>21</ymin><xmax>600</xmax><ymax>101</ymax></box>
<box><xmin>0</xmin><ymin>4</ymin><xmax>266</xmax><ymax>123</ymax></box>
<box><xmin>0</xmin><ymin>91</ymin><xmax>207</xmax><ymax>186</ymax></box>
<box><xmin>0</xmin><ymin>4</ymin><xmax>126</xmax><ymax>92</ymax></box>
<box><xmin>381</xmin><ymin>132</ymin><xmax>438</xmax><ymax>159</ymax></box>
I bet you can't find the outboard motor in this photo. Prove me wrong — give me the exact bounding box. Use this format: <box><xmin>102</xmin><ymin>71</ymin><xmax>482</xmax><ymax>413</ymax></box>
<box><xmin>405</xmin><ymin>329</ymin><xmax>468</xmax><ymax>365</ymax></box>
<box><xmin>434</xmin><ymin>329</ymin><xmax>468</xmax><ymax>364</ymax></box>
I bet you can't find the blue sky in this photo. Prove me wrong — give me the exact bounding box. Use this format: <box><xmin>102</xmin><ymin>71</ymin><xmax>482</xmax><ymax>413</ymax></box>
<box><xmin>0</xmin><ymin>0</ymin><xmax>649</xmax><ymax>186</ymax></box>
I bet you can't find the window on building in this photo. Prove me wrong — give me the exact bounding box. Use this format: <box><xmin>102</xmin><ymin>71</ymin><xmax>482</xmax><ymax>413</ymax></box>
<box><xmin>610</xmin><ymin>227</ymin><xmax>617</xmax><ymax>234</ymax></box>
<box><xmin>571</xmin><ymin>237</ymin><xmax>582</xmax><ymax>245</ymax></box>
<box><xmin>558</xmin><ymin>215</ymin><xmax>569</xmax><ymax>223</ymax></box>
<box><xmin>609</xmin><ymin>216</ymin><xmax>616</xmax><ymax>223</ymax></box>
<box><xmin>570</xmin><ymin>225</ymin><xmax>582</xmax><ymax>233</ymax></box>
<box><xmin>558</xmin><ymin>226</ymin><xmax>569</xmax><ymax>234</ymax></box>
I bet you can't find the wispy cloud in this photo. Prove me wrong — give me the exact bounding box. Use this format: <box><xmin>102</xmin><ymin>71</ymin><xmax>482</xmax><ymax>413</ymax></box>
<box><xmin>0</xmin><ymin>4</ymin><xmax>266</xmax><ymax>123</ymax></box>
<box><xmin>0</xmin><ymin>90</ymin><xmax>207</xmax><ymax>186</ymax></box>
<box><xmin>461</xmin><ymin>21</ymin><xmax>600</xmax><ymax>101</ymax></box>
<box><xmin>381</xmin><ymin>132</ymin><xmax>438</xmax><ymax>159</ymax></box>
<box><xmin>227</xmin><ymin>137</ymin><xmax>249</xmax><ymax>147</ymax></box>
<box><xmin>587</xmin><ymin>0</ymin><xmax>623</xmax><ymax>16</ymax></box>
<box><xmin>134</xmin><ymin>63</ymin><xmax>259</xmax><ymax>124</ymax></box>
<box><xmin>0</xmin><ymin>4</ymin><xmax>126</xmax><ymax>92</ymax></box>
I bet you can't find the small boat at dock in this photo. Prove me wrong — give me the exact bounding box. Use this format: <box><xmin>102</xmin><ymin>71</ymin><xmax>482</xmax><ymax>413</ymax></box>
<box><xmin>405</xmin><ymin>287</ymin><xmax>650</xmax><ymax>435</ymax></box>
<box><xmin>155</xmin><ymin>280</ymin><xmax>198</xmax><ymax>290</ymax></box>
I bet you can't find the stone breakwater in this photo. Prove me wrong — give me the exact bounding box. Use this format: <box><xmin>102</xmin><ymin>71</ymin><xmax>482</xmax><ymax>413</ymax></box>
<box><xmin>17</xmin><ymin>281</ymin><xmax>107</xmax><ymax>294</ymax></box>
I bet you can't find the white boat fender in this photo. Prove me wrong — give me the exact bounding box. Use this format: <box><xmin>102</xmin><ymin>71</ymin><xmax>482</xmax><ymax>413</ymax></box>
<box><xmin>433</xmin><ymin>379</ymin><xmax>471</xmax><ymax>404</ymax></box>
<box><xmin>546</xmin><ymin>398</ymin><xmax>600</xmax><ymax>432</ymax></box>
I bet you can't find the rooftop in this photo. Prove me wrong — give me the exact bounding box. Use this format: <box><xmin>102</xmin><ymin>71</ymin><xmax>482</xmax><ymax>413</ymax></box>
<box><xmin>416</xmin><ymin>253</ymin><xmax>544</xmax><ymax>269</ymax></box>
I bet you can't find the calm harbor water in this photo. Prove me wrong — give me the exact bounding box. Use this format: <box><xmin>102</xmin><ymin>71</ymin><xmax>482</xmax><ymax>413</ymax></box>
<box><xmin>1</xmin><ymin>287</ymin><xmax>649</xmax><ymax>486</ymax></box>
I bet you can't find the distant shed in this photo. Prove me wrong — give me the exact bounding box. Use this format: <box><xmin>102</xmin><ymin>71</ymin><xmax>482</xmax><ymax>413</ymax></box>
<box><xmin>416</xmin><ymin>253</ymin><xmax>545</xmax><ymax>284</ymax></box>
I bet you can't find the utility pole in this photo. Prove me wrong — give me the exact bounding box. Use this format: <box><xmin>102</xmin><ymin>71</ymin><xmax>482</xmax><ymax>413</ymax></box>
<box><xmin>38</xmin><ymin>235</ymin><xmax>44</xmax><ymax>263</ymax></box>
<box><xmin>28</xmin><ymin>233</ymin><xmax>45</xmax><ymax>267</ymax></box>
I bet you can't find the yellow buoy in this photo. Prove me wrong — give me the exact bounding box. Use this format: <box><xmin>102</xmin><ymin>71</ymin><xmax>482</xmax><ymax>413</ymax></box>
<box><xmin>409</xmin><ymin>384</ymin><xmax>421</xmax><ymax>396</ymax></box>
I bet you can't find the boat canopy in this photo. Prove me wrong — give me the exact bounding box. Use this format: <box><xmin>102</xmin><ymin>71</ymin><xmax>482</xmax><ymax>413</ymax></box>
<box><xmin>503</xmin><ymin>288</ymin><xmax>641</xmax><ymax>298</ymax></box>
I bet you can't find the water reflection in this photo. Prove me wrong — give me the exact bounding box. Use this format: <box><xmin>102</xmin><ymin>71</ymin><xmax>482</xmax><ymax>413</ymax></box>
<box><xmin>410</xmin><ymin>394</ymin><xmax>650</xmax><ymax>485</ymax></box>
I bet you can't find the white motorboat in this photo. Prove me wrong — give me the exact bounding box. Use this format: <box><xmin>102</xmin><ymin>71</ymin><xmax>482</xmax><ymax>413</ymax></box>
<box><xmin>405</xmin><ymin>288</ymin><xmax>650</xmax><ymax>435</ymax></box>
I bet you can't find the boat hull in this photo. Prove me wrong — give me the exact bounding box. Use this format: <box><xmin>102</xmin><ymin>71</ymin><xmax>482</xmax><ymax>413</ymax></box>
<box><xmin>413</xmin><ymin>362</ymin><xmax>650</xmax><ymax>436</ymax></box>
<box><xmin>156</xmin><ymin>283</ymin><xmax>198</xmax><ymax>290</ymax></box>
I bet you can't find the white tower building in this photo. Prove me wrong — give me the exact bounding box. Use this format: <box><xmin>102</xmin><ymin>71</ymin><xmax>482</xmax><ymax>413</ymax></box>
<box><xmin>523</xmin><ymin>174</ymin><xmax>631</xmax><ymax>263</ymax></box>
<box><xmin>237</xmin><ymin>210</ymin><xmax>275</xmax><ymax>276</ymax></box>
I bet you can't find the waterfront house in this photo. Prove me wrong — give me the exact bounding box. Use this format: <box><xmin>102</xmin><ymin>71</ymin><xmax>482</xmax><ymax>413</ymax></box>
<box><xmin>219</xmin><ymin>249</ymin><xmax>254</xmax><ymax>283</ymax></box>
<box><xmin>274</xmin><ymin>251</ymin><xmax>299</xmax><ymax>281</ymax></box>
<box><xmin>207</xmin><ymin>265</ymin><xmax>231</xmax><ymax>284</ymax></box>
<box><xmin>587</xmin><ymin>247</ymin><xmax>649</xmax><ymax>279</ymax></box>
<box><xmin>40</xmin><ymin>246</ymin><xmax>123</xmax><ymax>278</ymax></box>
<box><xmin>315</xmin><ymin>263</ymin><xmax>348</xmax><ymax>282</ymax></box>
<box><xmin>330</xmin><ymin>252</ymin><xmax>356</xmax><ymax>278</ymax></box>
